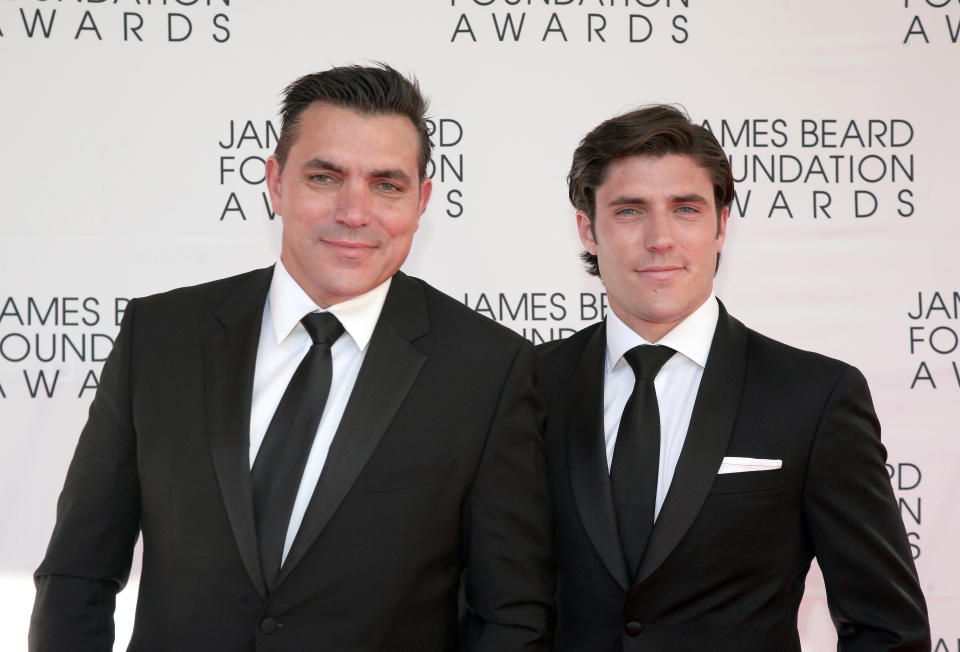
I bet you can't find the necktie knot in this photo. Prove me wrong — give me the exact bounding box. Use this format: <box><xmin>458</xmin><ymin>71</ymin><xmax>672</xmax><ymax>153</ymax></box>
<box><xmin>623</xmin><ymin>344</ymin><xmax>675</xmax><ymax>381</ymax></box>
<box><xmin>301</xmin><ymin>312</ymin><xmax>344</xmax><ymax>348</ymax></box>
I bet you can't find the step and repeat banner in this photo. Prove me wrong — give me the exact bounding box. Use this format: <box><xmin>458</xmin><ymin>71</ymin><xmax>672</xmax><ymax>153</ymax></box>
<box><xmin>1</xmin><ymin>1</ymin><xmax>957</xmax><ymax>649</ymax></box>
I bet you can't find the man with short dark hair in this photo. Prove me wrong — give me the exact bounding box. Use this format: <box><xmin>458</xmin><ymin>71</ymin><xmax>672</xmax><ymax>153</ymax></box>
<box><xmin>538</xmin><ymin>104</ymin><xmax>929</xmax><ymax>651</ymax></box>
<box><xmin>30</xmin><ymin>64</ymin><xmax>554</xmax><ymax>652</ymax></box>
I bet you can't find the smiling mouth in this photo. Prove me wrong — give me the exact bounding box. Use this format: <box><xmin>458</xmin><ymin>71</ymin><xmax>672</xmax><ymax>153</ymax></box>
<box><xmin>322</xmin><ymin>239</ymin><xmax>378</xmax><ymax>257</ymax></box>
<box><xmin>638</xmin><ymin>266</ymin><xmax>683</xmax><ymax>279</ymax></box>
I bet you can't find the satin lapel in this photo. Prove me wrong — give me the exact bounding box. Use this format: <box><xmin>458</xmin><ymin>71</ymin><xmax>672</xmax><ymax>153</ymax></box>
<box><xmin>633</xmin><ymin>301</ymin><xmax>748</xmax><ymax>585</ymax></box>
<box><xmin>567</xmin><ymin>323</ymin><xmax>631</xmax><ymax>591</ymax></box>
<box><xmin>203</xmin><ymin>267</ymin><xmax>273</xmax><ymax>599</ymax></box>
<box><xmin>277</xmin><ymin>272</ymin><xmax>428</xmax><ymax>585</ymax></box>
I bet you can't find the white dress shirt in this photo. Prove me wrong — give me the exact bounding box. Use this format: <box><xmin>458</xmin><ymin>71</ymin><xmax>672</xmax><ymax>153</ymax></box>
<box><xmin>249</xmin><ymin>260</ymin><xmax>390</xmax><ymax>563</ymax></box>
<box><xmin>603</xmin><ymin>295</ymin><xmax>719</xmax><ymax>520</ymax></box>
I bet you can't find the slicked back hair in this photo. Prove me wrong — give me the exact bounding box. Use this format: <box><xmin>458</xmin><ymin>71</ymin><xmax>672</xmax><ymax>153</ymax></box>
<box><xmin>567</xmin><ymin>104</ymin><xmax>734</xmax><ymax>276</ymax></box>
<box><xmin>274</xmin><ymin>63</ymin><xmax>432</xmax><ymax>180</ymax></box>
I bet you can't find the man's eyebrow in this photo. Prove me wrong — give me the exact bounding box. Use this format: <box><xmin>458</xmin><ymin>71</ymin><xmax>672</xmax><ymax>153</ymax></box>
<box><xmin>670</xmin><ymin>193</ymin><xmax>710</xmax><ymax>204</ymax></box>
<box><xmin>302</xmin><ymin>158</ymin><xmax>344</xmax><ymax>175</ymax></box>
<box><xmin>607</xmin><ymin>196</ymin><xmax>649</xmax><ymax>206</ymax></box>
<box><xmin>370</xmin><ymin>168</ymin><xmax>412</xmax><ymax>186</ymax></box>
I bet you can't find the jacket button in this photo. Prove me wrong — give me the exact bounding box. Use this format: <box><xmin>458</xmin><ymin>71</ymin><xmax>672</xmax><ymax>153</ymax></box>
<box><xmin>625</xmin><ymin>620</ymin><xmax>645</xmax><ymax>636</ymax></box>
<box><xmin>260</xmin><ymin>617</ymin><xmax>278</xmax><ymax>634</ymax></box>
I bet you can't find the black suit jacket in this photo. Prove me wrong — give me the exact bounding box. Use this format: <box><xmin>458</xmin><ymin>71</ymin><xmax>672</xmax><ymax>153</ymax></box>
<box><xmin>30</xmin><ymin>267</ymin><xmax>554</xmax><ymax>652</ymax></box>
<box><xmin>537</xmin><ymin>300</ymin><xmax>928</xmax><ymax>652</ymax></box>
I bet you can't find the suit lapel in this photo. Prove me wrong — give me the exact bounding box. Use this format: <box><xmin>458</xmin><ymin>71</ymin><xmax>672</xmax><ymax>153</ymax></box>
<box><xmin>277</xmin><ymin>272</ymin><xmax>429</xmax><ymax>585</ymax></box>
<box><xmin>203</xmin><ymin>266</ymin><xmax>274</xmax><ymax>599</ymax></box>
<box><xmin>634</xmin><ymin>301</ymin><xmax>748</xmax><ymax>585</ymax></box>
<box><xmin>567</xmin><ymin>323</ymin><xmax>631</xmax><ymax>591</ymax></box>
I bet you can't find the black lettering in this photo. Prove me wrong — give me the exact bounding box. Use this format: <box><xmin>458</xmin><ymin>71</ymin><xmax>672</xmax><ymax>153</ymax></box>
<box><xmin>24</xmin><ymin>369</ymin><xmax>60</xmax><ymax>398</ymax></box>
<box><xmin>499</xmin><ymin>294</ymin><xmax>528</xmax><ymax>321</ymax></box>
<box><xmin>908</xmin><ymin>293</ymin><xmax>923</xmax><ymax>320</ymax></box>
<box><xmin>947</xmin><ymin>15</ymin><xmax>960</xmax><ymax>42</ymax></box>
<box><xmin>446</xmin><ymin>189</ymin><xmax>464</xmax><ymax>218</ymax></box>
<box><xmin>907</xmin><ymin>532</ymin><xmax>920</xmax><ymax>560</ymax></box>
<box><xmin>219</xmin><ymin>121</ymin><xmax>236</xmax><ymax>149</ymax></box>
<box><xmin>74</xmin><ymin>10</ymin><xmax>102</xmax><ymax>40</ymax></box>
<box><xmin>854</xmin><ymin>190</ymin><xmax>877</xmax><ymax>218</ymax></box>
<box><xmin>904</xmin><ymin>15</ymin><xmax>929</xmax><ymax>44</ymax></box>
<box><xmin>1</xmin><ymin>333</ymin><xmax>29</xmax><ymax>362</ymax></box>
<box><xmin>731</xmin><ymin>189</ymin><xmax>750</xmax><ymax>218</ymax></box>
<box><xmin>587</xmin><ymin>13</ymin><xmax>606</xmax><ymax>42</ymax></box>
<box><xmin>451</xmin><ymin>13</ymin><xmax>477</xmax><ymax>42</ymax></box>
<box><xmin>926</xmin><ymin>291</ymin><xmax>949</xmax><ymax>319</ymax></box>
<box><xmin>62</xmin><ymin>333</ymin><xmax>85</xmax><ymax>363</ymax></box>
<box><xmin>530</xmin><ymin>293</ymin><xmax>548</xmax><ymax>321</ymax></box>
<box><xmin>240</xmin><ymin>155</ymin><xmax>266</xmax><ymax>185</ymax></box>
<box><xmin>124</xmin><ymin>12</ymin><xmax>144</xmax><ymax>42</ymax></box>
<box><xmin>62</xmin><ymin>297</ymin><xmax>80</xmax><ymax>326</ymax></box>
<box><xmin>114</xmin><ymin>298</ymin><xmax>128</xmax><ymax>326</ymax></box>
<box><xmin>220</xmin><ymin>156</ymin><xmax>235</xmax><ymax>184</ymax></box>
<box><xmin>20</xmin><ymin>9</ymin><xmax>56</xmax><ymax>39</ymax></box>
<box><xmin>897</xmin><ymin>462</ymin><xmax>922</xmax><ymax>490</ymax></box>
<box><xmin>82</xmin><ymin>297</ymin><xmax>100</xmax><ymax>327</ymax></box>
<box><xmin>439</xmin><ymin>154</ymin><xmax>464</xmax><ymax>183</ymax></box>
<box><xmin>671</xmin><ymin>14</ymin><xmax>688</xmax><ymax>43</ymax></box>
<box><xmin>801</xmin><ymin>119</ymin><xmax>818</xmax><ymax>147</ymax></box>
<box><xmin>27</xmin><ymin>297</ymin><xmax>58</xmax><ymax>326</ymax></box>
<box><xmin>899</xmin><ymin>496</ymin><xmax>921</xmax><ymax>526</ymax></box>
<box><xmin>213</xmin><ymin>12</ymin><xmax>230</xmax><ymax>43</ymax></box>
<box><xmin>168</xmin><ymin>13</ymin><xmax>192</xmax><ymax>42</ymax></box>
<box><xmin>91</xmin><ymin>333</ymin><xmax>114</xmax><ymax>362</ymax></box>
<box><xmin>1</xmin><ymin>297</ymin><xmax>24</xmax><ymax>326</ymax></box>
<box><xmin>909</xmin><ymin>326</ymin><xmax>925</xmax><ymax>352</ymax></box>
<box><xmin>629</xmin><ymin>14</ymin><xmax>652</xmax><ymax>42</ymax></box>
<box><xmin>550</xmin><ymin>292</ymin><xmax>567</xmax><ymax>320</ymax></box>
<box><xmin>492</xmin><ymin>12</ymin><xmax>525</xmax><ymax>41</ymax></box>
<box><xmin>78</xmin><ymin>369</ymin><xmax>100</xmax><ymax>398</ymax></box>
<box><xmin>910</xmin><ymin>360</ymin><xmax>935</xmax><ymax>389</ymax></box>
<box><xmin>35</xmin><ymin>335</ymin><xmax>56</xmax><ymax>363</ymax></box>
<box><xmin>237</xmin><ymin>120</ymin><xmax>263</xmax><ymax>148</ymax></box>
<box><xmin>812</xmin><ymin>191</ymin><xmax>832</xmax><ymax>219</ymax></box>
<box><xmin>220</xmin><ymin>192</ymin><xmax>246</xmax><ymax>221</ymax></box>
<box><xmin>767</xmin><ymin>190</ymin><xmax>793</xmax><ymax>218</ymax></box>
<box><xmin>474</xmin><ymin>293</ymin><xmax>494</xmax><ymax>318</ymax></box>
<box><xmin>897</xmin><ymin>189</ymin><xmax>915</xmax><ymax>217</ymax></box>
<box><xmin>581</xmin><ymin>293</ymin><xmax>598</xmax><ymax>321</ymax></box>
<box><xmin>928</xmin><ymin>325</ymin><xmax>958</xmax><ymax>354</ymax></box>
<box><xmin>542</xmin><ymin>12</ymin><xmax>567</xmax><ymax>41</ymax></box>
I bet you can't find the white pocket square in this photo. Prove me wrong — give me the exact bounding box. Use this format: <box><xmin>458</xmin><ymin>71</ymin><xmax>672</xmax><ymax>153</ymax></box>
<box><xmin>717</xmin><ymin>457</ymin><xmax>782</xmax><ymax>474</ymax></box>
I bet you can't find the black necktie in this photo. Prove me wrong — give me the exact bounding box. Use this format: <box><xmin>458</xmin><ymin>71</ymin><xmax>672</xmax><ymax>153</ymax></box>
<box><xmin>251</xmin><ymin>311</ymin><xmax>344</xmax><ymax>590</ymax></box>
<box><xmin>610</xmin><ymin>344</ymin><xmax>675</xmax><ymax>577</ymax></box>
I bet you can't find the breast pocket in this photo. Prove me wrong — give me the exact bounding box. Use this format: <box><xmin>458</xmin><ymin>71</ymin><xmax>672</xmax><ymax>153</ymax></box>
<box><xmin>365</xmin><ymin>458</ymin><xmax>456</xmax><ymax>493</ymax></box>
<box><xmin>708</xmin><ymin>467</ymin><xmax>786</xmax><ymax>496</ymax></box>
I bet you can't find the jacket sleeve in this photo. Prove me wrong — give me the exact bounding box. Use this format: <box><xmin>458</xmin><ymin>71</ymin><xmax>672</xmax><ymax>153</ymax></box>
<box><xmin>460</xmin><ymin>340</ymin><xmax>555</xmax><ymax>651</ymax></box>
<box><xmin>803</xmin><ymin>364</ymin><xmax>930</xmax><ymax>651</ymax></box>
<box><xmin>29</xmin><ymin>300</ymin><xmax>142</xmax><ymax>652</ymax></box>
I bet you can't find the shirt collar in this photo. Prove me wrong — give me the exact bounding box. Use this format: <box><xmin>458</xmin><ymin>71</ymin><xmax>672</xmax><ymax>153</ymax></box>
<box><xmin>268</xmin><ymin>259</ymin><xmax>390</xmax><ymax>351</ymax></box>
<box><xmin>605</xmin><ymin>294</ymin><xmax>719</xmax><ymax>373</ymax></box>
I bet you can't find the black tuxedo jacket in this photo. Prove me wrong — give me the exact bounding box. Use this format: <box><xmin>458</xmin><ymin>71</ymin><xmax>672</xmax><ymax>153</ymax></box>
<box><xmin>30</xmin><ymin>267</ymin><xmax>554</xmax><ymax>652</ymax></box>
<box><xmin>537</xmin><ymin>301</ymin><xmax>929</xmax><ymax>652</ymax></box>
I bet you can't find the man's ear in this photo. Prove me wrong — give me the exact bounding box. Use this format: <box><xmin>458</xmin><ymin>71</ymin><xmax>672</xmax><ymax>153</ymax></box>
<box><xmin>417</xmin><ymin>177</ymin><xmax>433</xmax><ymax>216</ymax></box>
<box><xmin>265</xmin><ymin>155</ymin><xmax>283</xmax><ymax>214</ymax></box>
<box><xmin>577</xmin><ymin>211</ymin><xmax>598</xmax><ymax>255</ymax></box>
<box><xmin>716</xmin><ymin>205</ymin><xmax>729</xmax><ymax>250</ymax></box>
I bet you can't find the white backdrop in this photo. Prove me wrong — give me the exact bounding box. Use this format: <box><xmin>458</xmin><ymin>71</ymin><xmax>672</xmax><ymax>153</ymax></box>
<box><xmin>2</xmin><ymin>1</ymin><xmax>957</xmax><ymax>649</ymax></box>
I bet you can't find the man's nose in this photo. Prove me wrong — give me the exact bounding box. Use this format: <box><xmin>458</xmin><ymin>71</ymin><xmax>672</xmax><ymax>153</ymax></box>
<box><xmin>335</xmin><ymin>181</ymin><xmax>372</xmax><ymax>228</ymax></box>
<box><xmin>645</xmin><ymin>211</ymin><xmax>675</xmax><ymax>252</ymax></box>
